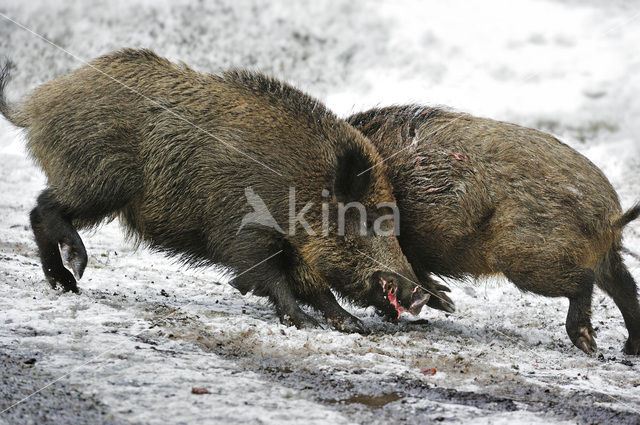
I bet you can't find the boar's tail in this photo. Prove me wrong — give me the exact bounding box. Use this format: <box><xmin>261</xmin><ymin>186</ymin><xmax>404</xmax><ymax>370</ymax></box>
<box><xmin>0</xmin><ymin>59</ymin><xmax>28</xmax><ymax>128</ymax></box>
<box><xmin>613</xmin><ymin>203</ymin><xmax>640</xmax><ymax>229</ymax></box>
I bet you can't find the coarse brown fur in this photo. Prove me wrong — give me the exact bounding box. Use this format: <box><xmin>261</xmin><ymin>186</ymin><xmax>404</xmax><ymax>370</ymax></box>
<box><xmin>348</xmin><ymin>105</ymin><xmax>640</xmax><ymax>354</ymax></box>
<box><xmin>0</xmin><ymin>49</ymin><xmax>431</xmax><ymax>332</ymax></box>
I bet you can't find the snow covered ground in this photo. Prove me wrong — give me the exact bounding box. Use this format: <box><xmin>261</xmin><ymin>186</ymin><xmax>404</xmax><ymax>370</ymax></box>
<box><xmin>1</xmin><ymin>0</ymin><xmax>640</xmax><ymax>423</ymax></box>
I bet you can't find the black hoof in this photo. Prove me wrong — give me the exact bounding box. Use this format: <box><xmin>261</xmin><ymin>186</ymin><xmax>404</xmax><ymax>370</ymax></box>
<box><xmin>281</xmin><ymin>310</ymin><xmax>321</xmax><ymax>329</ymax></box>
<box><xmin>45</xmin><ymin>267</ymin><xmax>79</xmax><ymax>293</ymax></box>
<box><xmin>327</xmin><ymin>315</ymin><xmax>369</xmax><ymax>334</ymax></box>
<box><xmin>568</xmin><ymin>325</ymin><xmax>598</xmax><ymax>354</ymax></box>
<box><xmin>59</xmin><ymin>240</ymin><xmax>87</xmax><ymax>280</ymax></box>
<box><xmin>427</xmin><ymin>290</ymin><xmax>455</xmax><ymax>313</ymax></box>
<box><xmin>421</xmin><ymin>282</ymin><xmax>455</xmax><ymax>313</ymax></box>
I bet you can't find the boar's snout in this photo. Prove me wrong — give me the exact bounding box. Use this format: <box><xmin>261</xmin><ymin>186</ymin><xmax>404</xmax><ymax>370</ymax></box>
<box><xmin>374</xmin><ymin>271</ymin><xmax>430</xmax><ymax>318</ymax></box>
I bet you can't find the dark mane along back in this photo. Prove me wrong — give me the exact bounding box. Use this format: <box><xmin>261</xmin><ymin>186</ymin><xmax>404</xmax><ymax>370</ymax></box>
<box><xmin>223</xmin><ymin>69</ymin><xmax>335</xmax><ymax>126</ymax></box>
<box><xmin>347</xmin><ymin>104</ymin><xmax>446</xmax><ymax>140</ymax></box>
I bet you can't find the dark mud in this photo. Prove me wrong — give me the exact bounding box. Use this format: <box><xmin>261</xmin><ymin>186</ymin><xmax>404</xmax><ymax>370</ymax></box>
<box><xmin>2</xmin><ymin>268</ymin><xmax>639</xmax><ymax>424</ymax></box>
<box><xmin>0</xmin><ymin>345</ymin><xmax>128</xmax><ymax>425</ymax></box>
<box><xmin>139</xmin><ymin>302</ymin><xmax>640</xmax><ymax>425</ymax></box>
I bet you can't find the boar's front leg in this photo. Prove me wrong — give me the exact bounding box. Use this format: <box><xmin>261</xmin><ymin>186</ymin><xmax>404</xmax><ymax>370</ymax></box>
<box><xmin>414</xmin><ymin>268</ymin><xmax>455</xmax><ymax>313</ymax></box>
<box><xmin>230</xmin><ymin>259</ymin><xmax>320</xmax><ymax>329</ymax></box>
<box><xmin>287</xmin><ymin>261</ymin><xmax>366</xmax><ymax>333</ymax></box>
<box><xmin>266</xmin><ymin>279</ymin><xmax>321</xmax><ymax>329</ymax></box>
<box><xmin>301</xmin><ymin>288</ymin><xmax>367</xmax><ymax>334</ymax></box>
<box><xmin>426</xmin><ymin>283</ymin><xmax>455</xmax><ymax>313</ymax></box>
<box><xmin>30</xmin><ymin>189</ymin><xmax>87</xmax><ymax>292</ymax></box>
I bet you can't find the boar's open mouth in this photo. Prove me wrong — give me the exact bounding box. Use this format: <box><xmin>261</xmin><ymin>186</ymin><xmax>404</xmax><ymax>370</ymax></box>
<box><xmin>379</xmin><ymin>274</ymin><xmax>430</xmax><ymax>319</ymax></box>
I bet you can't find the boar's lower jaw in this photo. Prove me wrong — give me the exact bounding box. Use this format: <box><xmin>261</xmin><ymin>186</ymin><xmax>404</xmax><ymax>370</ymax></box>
<box><xmin>380</xmin><ymin>277</ymin><xmax>403</xmax><ymax>319</ymax></box>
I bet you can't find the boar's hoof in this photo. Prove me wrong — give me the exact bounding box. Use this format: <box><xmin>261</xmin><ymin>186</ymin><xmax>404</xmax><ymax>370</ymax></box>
<box><xmin>45</xmin><ymin>270</ymin><xmax>79</xmax><ymax>293</ymax></box>
<box><xmin>327</xmin><ymin>316</ymin><xmax>369</xmax><ymax>334</ymax></box>
<box><xmin>59</xmin><ymin>241</ymin><xmax>87</xmax><ymax>280</ymax></box>
<box><xmin>568</xmin><ymin>325</ymin><xmax>598</xmax><ymax>354</ymax></box>
<box><xmin>623</xmin><ymin>338</ymin><xmax>640</xmax><ymax>355</ymax></box>
<box><xmin>427</xmin><ymin>294</ymin><xmax>455</xmax><ymax>313</ymax></box>
<box><xmin>426</xmin><ymin>284</ymin><xmax>455</xmax><ymax>313</ymax></box>
<box><xmin>281</xmin><ymin>311</ymin><xmax>321</xmax><ymax>330</ymax></box>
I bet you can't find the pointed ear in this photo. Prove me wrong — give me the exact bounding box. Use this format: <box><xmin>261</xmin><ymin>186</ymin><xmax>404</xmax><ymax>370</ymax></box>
<box><xmin>333</xmin><ymin>147</ymin><xmax>372</xmax><ymax>202</ymax></box>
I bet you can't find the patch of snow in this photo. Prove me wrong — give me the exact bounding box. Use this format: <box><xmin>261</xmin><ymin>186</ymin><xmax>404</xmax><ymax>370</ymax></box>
<box><xmin>1</xmin><ymin>0</ymin><xmax>640</xmax><ymax>424</ymax></box>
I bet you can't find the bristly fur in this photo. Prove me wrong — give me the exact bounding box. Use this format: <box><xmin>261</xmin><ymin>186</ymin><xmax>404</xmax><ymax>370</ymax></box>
<box><xmin>2</xmin><ymin>48</ymin><xmax>430</xmax><ymax>330</ymax></box>
<box><xmin>348</xmin><ymin>105</ymin><xmax>640</xmax><ymax>354</ymax></box>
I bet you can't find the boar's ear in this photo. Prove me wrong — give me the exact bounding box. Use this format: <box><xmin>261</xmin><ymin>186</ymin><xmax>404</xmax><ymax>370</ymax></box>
<box><xmin>334</xmin><ymin>147</ymin><xmax>372</xmax><ymax>202</ymax></box>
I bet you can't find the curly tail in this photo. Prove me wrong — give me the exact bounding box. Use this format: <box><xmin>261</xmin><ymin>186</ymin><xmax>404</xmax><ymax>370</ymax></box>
<box><xmin>0</xmin><ymin>59</ymin><xmax>27</xmax><ymax>128</ymax></box>
<box><xmin>614</xmin><ymin>203</ymin><xmax>640</xmax><ymax>229</ymax></box>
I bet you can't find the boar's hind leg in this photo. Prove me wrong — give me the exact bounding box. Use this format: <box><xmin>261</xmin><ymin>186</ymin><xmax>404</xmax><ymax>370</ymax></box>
<box><xmin>30</xmin><ymin>189</ymin><xmax>87</xmax><ymax>293</ymax></box>
<box><xmin>564</xmin><ymin>269</ymin><xmax>597</xmax><ymax>354</ymax></box>
<box><xmin>595</xmin><ymin>249</ymin><xmax>640</xmax><ymax>355</ymax></box>
<box><xmin>505</xmin><ymin>267</ymin><xmax>597</xmax><ymax>354</ymax></box>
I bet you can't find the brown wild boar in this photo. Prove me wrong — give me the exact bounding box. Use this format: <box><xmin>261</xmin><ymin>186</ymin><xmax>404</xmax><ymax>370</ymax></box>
<box><xmin>0</xmin><ymin>49</ymin><xmax>430</xmax><ymax>332</ymax></box>
<box><xmin>348</xmin><ymin>105</ymin><xmax>640</xmax><ymax>354</ymax></box>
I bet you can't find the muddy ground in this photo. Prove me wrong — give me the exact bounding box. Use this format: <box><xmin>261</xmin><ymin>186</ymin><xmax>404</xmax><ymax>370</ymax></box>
<box><xmin>1</xmin><ymin>0</ymin><xmax>640</xmax><ymax>424</ymax></box>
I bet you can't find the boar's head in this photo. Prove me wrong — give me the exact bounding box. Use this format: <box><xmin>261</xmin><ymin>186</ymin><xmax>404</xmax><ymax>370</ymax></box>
<box><xmin>298</xmin><ymin>142</ymin><xmax>431</xmax><ymax>319</ymax></box>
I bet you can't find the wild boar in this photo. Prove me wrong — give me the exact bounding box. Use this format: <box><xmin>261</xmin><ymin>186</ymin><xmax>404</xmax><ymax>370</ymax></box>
<box><xmin>0</xmin><ymin>49</ymin><xmax>430</xmax><ymax>332</ymax></box>
<box><xmin>348</xmin><ymin>105</ymin><xmax>640</xmax><ymax>354</ymax></box>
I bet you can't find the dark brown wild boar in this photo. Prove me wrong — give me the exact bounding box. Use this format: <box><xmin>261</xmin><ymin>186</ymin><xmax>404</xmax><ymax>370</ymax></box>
<box><xmin>0</xmin><ymin>49</ymin><xmax>430</xmax><ymax>332</ymax></box>
<box><xmin>348</xmin><ymin>105</ymin><xmax>640</xmax><ymax>354</ymax></box>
